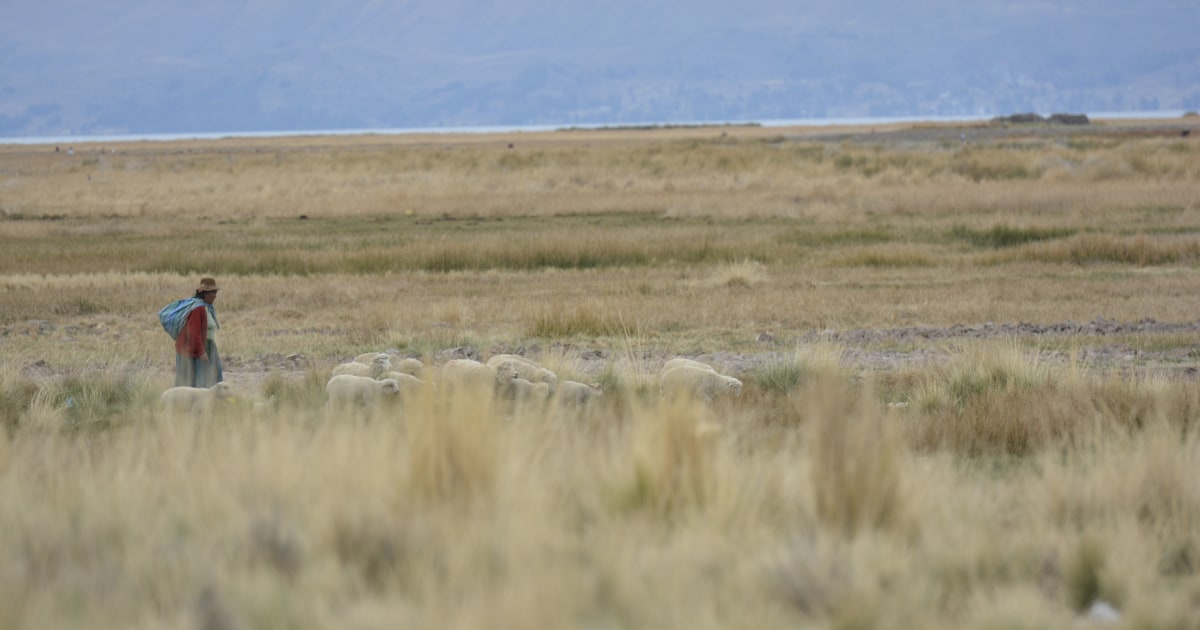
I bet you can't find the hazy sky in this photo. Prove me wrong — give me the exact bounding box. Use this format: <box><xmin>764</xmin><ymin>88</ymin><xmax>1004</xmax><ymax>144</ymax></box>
<box><xmin>3</xmin><ymin>1</ymin><xmax>1197</xmax><ymax>136</ymax></box>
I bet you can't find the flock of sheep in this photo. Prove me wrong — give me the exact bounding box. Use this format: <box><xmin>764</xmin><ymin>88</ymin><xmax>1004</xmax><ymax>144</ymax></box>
<box><xmin>159</xmin><ymin>352</ymin><xmax>744</xmax><ymax>418</ymax></box>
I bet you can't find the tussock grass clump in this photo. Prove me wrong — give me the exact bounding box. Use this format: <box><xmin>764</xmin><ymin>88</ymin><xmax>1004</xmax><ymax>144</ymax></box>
<box><xmin>1065</xmin><ymin>537</ymin><xmax>1113</xmax><ymax>612</ymax></box>
<box><xmin>528</xmin><ymin>303</ymin><xmax>622</xmax><ymax>338</ymax></box>
<box><xmin>910</xmin><ymin>345</ymin><xmax>1200</xmax><ymax>457</ymax></box>
<box><xmin>807</xmin><ymin>376</ymin><xmax>905</xmax><ymax>538</ymax></box>
<box><xmin>746</xmin><ymin>345</ymin><xmax>845</xmax><ymax>396</ymax></box>
<box><xmin>406</xmin><ymin>385</ymin><xmax>500</xmax><ymax>507</ymax></box>
<box><xmin>0</xmin><ymin>369</ymin><xmax>40</xmax><ymax>432</ymax></box>
<box><xmin>910</xmin><ymin>345</ymin><xmax>1067</xmax><ymax>456</ymax></box>
<box><xmin>261</xmin><ymin>369</ymin><xmax>328</xmax><ymax>411</ymax></box>
<box><xmin>1</xmin><ymin>362</ymin><xmax>154</xmax><ymax>432</ymax></box>
<box><xmin>747</xmin><ymin>361</ymin><xmax>808</xmax><ymax>395</ymax></box>
<box><xmin>620</xmin><ymin>399</ymin><xmax>719</xmax><ymax>515</ymax></box>
<box><xmin>705</xmin><ymin>258</ymin><xmax>768</xmax><ymax>289</ymax></box>
<box><xmin>1041</xmin><ymin>419</ymin><xmax>1200</xmax><ymax>539</ymax></box>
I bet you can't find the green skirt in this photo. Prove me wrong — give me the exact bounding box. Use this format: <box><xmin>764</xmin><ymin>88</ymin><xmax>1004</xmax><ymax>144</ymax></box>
<box><xmin>175</xmin><ymin>340</ymin><xmax>223</xmax><ymax>387</ymax></box>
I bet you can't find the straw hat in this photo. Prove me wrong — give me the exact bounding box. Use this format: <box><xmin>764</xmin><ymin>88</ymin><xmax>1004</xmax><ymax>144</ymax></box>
<box><xmin>198</xmin><ymin>277</ymin><xmax>219</xmax><ymax>292</ymax></box>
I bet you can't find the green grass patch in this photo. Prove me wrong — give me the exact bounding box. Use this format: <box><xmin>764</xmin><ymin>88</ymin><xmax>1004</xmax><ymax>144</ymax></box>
<box><xmin>778</xmin><ymin>226</ymin><xmax>897</xmax><ymax>248</ymax></box>
<box><xmin>949</xmin><ymin>224</ymin><xmax>1075</xmax><ymax>249</ymax></box>
<box><xmin>746</xmin><ymin>360</ymin><xmax>810</xmax><ymax>394</ymax></box>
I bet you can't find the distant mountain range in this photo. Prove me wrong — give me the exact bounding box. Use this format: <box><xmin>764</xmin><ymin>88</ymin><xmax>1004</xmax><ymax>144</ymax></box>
<box><xmin>3</xmin><ymin>0</ymin><xmax>1197</xmax><ymax>137</ymax></box>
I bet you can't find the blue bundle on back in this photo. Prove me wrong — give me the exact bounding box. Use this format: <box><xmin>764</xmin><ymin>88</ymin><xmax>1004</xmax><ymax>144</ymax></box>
<box><xmin>158</xmin><ymin>297</ymin><xmax>204</xmax><ymax>340</ymax></box>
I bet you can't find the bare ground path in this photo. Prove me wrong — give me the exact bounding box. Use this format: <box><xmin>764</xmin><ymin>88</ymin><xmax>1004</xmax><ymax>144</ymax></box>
<box><xmin>11</xmin><ymin>316</ymin><xmax>1200</xmax><ymax>388</ymax></box>
<box><xmin>208</xmin><ymin>317</ymin><xmax>1200</xmax><ymax>387</ymax></box>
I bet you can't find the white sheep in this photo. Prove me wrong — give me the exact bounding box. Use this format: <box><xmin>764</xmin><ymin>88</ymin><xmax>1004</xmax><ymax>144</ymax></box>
<box><xmin>487</xmin><ymin>354</ymin><xmax>559</xmax><ymax>392</ymax></box>
<box><xmin>332</xmin><ymin>355</ymin><xmax>392</xmax><ymax>379</ymax></box>
<box><xmin>326</xmin><ymin>374</ymin><xmax>401</xmax><ymax>410</ymax></box>
<box><xmin>379</xmin><ymin>371</ymin><xmax>430</xmax><ymax>398</ymax></box>
<box><xmin>393</xmin><ymin>357</ymin><xmax>425</xmax><ymax>377</ymax></box>
<box><xmin>441</xmin><ymin>358</ymin><xmax>518</xmax><ymax>395</ymax></box>
<box><xmin>555</xmin><ymin>380</ymin><xmax>604</xmax><ymax>407</ymax></box>
<box><xmin>659</xmin><ymin>366</ymin><xmax>742</xmax><ymax>403</ymax></box>
<box><xmin>662</xmin><ymin>357</ymin><xmax>717</xmax><ymax>374</ymax></box>
<box><xmin>506</xmin><ymin>377</ymin><xmax>552</xmax><ymax>404</ymax></box>
<box><xmin>160</xmin><ymin>382</ymin><xmax>235</xmax><ymax>417</ymax></box>
<box><xmin>353</xmin><ymin>351</ymin><xmax>385</xmax><ymax>364</ymax></box>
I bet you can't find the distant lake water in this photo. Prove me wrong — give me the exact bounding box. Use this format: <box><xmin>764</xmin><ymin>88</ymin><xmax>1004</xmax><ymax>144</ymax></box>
<box><xmin>1</xmin><ymin>111</ymin><xmax>1189</xmax><ymax>146</ymax></box>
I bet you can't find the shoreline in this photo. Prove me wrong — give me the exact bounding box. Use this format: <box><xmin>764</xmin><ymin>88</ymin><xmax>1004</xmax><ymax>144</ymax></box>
<box><xmin>2</xmin><ymin>110</ymin><xmax>1193</xmax><ymax>148</ymax></box>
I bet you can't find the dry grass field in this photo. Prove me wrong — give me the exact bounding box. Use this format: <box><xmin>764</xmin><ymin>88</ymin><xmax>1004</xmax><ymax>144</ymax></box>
<box><xmin>1</xmin><ymin>117</ymin><xmax>1199</xmax><ymax>629</ymax></box>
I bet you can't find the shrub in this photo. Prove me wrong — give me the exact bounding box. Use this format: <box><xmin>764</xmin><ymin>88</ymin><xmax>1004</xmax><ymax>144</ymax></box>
<box><xmin>612</xmin><ymin>399</ymin><xmax>720</xmax><ymax>517</ymax></box>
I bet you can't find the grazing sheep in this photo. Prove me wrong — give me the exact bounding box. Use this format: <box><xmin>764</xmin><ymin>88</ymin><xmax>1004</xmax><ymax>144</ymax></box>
<box><xmin>487</xmin><ymin>354</ymin><xmax>559</xmax><ymax>392</ymax></box>
<box><xmin>353</xmin><ymin>352</ymin><xmax>385</xmax><ymax>364</ymax></box>
<box><xmin>506</xmin><ymin>377</ymin><xmax>552</xmax><ymax>404</ymax></box>
<box><xmin>379</xmin><ymin>371</ymin><xmax>430</xmax><ymax>398</ymax></box>
<box><xmin>555</xmin><ymin>380</ymin><xmax>604</xmax><ymax>408</ymax></box>
<box><xmin>659</xmin><ymin>366</ymin><xmax>742</xmax><ymax>402</ymax></box>
<box><xmin>441</xmin><ymin>358</ymin><xmax>519</xmax><ymax>395</ymax></box>
<box><xmin>393</xmin><ymin>357</ymin><xmax>425</xmax><ymax>377</ymax></box>
<box><xmin>326</xmin><ymin>374</ymin><xmax>401</xmax><ymax>410</ymax></box>
<box><xmin>332</xmin><ymin>355</ymin><xmax>392</xmax><ymax>379</ymax></box>
<box><xmin>160</xmin><ymin>382</ymin><xmax>235</xmax><ymax>417</ymax></box>
<box><xmin>662</xmin><ymin>357</ymin><xmax>716</xmax><ymax>374</ymax></box>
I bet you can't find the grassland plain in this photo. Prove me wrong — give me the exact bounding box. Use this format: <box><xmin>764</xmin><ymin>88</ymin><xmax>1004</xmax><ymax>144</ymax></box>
<box><xmin>1</xmin><ymin>117</ymin><xmax>1199</xmax><ymax>629</ymax></box>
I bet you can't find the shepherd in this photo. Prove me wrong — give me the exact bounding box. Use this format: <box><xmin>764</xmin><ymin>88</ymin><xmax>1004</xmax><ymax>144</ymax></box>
<box><xmin>175</xmin><ymin>277</ymin><xmax>224</xmax><ymax>387</ymax></box>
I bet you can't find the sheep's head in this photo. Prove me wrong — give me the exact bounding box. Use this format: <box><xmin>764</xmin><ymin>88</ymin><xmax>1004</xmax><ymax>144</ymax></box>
<box><xmin>380</xmin><ymin>379</ymin><xmax>401</xmax><ymax>397</ymax></box>
<box><xmin>538</xmin><ymin>369</ymin><xmax>560</xmax><ymax>391</ymax></box>
<box><xmin>213</xmin><ymin>382</ymin><xmax>235</xmax><ymax>398</ymax></box>
<box><xmin>725</xmin><ymin>377</ymin><xmax>743</xmax><ymax>395</ymax></box>
<box><xmin>493</xmin><ymin>362</ymin><xmax>519</xmax><ymax>385</ymax></box>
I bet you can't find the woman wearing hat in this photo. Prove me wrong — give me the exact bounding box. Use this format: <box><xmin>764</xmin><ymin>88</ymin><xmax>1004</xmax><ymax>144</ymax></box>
<box><xmin>175</xmin><ymin>277</ymin><xmax>224</xmax><ymax>387</ymax></box>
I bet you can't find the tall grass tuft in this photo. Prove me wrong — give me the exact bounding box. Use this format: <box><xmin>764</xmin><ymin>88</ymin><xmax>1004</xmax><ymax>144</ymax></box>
<box><xmin>621</xmin><ymin>399</ymin><xmax>719</xmax><ymax>516</ymax></box>
<box><xmin>705</xmin><ymin>258</ymin><xmax>768</xmax><ymax>289</ymax></box>
<box><xmin>261</xmin><ymin>369</ymin><xmax>329</xmax><ymax>413</ymax></box>
<box><xmin>1065</xmin><ymin>536</ymin><xmax>1109</xmax><ymax>612</ymax></box>
<box><xmin>909</xmin><ymin>344</ymin><xmax>1067</xmax><ymax>455</ymax></box>
<box><xmin>746</xmin><ymin>344</ymin><xmax>845</xmax><ymax>396</ymax></box>
<box><xmin>528</xmin><ymin>303</ymin><xmax>620</xmax><ymax>338</ymax></box>
<box><xmin>747</xmin><ymin>360</ymin><xmax>808</xmax><ymax>395</ymax></box>
<box><xmin>807</xmin><ymin>376</ymin><xmax>905</xmax><ymax>538</ymax></box>
<box><xmin>0</xmin><ymin>365</ymin><xmax>40</xmax><ymax>432</ymax></box>
<box><xmin>406</xmin><ymin>382</ymin><xmax>500</xmax><ymax>507</ymax></box>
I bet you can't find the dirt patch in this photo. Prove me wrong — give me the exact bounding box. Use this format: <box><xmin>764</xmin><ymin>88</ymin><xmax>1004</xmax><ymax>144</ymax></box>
<box><xmin>222</xmin><ymin>317</ymin><xmax>1200</xmax><ymax>387</ymax></box>
<box><xmin>12</xmin><ymin>317</ymin><xmax>1200</xmax><ymax>391</ymax></box>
